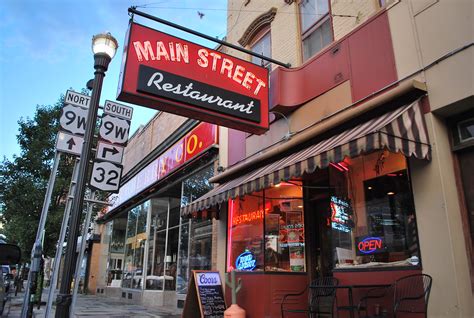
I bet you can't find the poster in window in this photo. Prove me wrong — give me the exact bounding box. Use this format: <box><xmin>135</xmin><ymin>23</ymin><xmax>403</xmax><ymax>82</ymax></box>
<box><xmin>289</xmin><ymin>246</ymin><xmax>305</xmax><ymax>272</ymax></box>
<box><xmin>265</xmin><ymin>213</ymin><xmax>280</xmax><ymax>233</ymax></box>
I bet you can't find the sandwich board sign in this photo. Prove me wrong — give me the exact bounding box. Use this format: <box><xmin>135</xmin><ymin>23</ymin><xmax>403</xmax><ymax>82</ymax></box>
<box><xmin>182</xmin><ymin>271</ymin><xmax>227</xmax><ymax>318</ymax></box>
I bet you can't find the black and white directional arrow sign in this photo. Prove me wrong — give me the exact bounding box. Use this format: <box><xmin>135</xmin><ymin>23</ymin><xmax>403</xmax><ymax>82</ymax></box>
<box><xmin>55</xmin><ymin>131</ymin><xmax>84</xmax><ymax>156</ymax></box>
<box><xmin>99</xmin><ymin>114</ymin><xmax>130</xmax><ymax>145</ymax></box>
<box><xmin>96</xmin><ymin>141</ymin><xmax>124</xmax><ymax>164</ymax></box>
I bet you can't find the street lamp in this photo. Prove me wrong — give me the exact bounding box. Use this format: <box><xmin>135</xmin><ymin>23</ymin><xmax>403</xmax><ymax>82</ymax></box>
<box><xmin>54</xmin><ymin>32</ymin><xmax>118</xmax><ymax>318</ymax></box>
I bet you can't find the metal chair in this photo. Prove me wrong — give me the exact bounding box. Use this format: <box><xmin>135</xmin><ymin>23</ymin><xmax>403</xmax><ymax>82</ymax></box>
<box><xmin>393</xmin><ymin>274</ymin><xmax>432</xmax><ymax>318</ymax></box>
<box><xmin>281</xmin><ymin>277</ymin><xmax>339</xmax><ymax>318</ymax></box>
<box><xmin>357</xmin><ymin>286</ymin><xmax>393</xmax><ymax>318</ymax></box>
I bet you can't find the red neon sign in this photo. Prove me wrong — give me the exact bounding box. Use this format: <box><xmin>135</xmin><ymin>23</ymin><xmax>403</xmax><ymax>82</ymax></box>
<box><xmin>118</xmin><ymin>22</ymin><xmax>269</xmax><ymax>135</ymax></box>
<box><xmin>357</xmin><ymin>237</ymin><xmax>383</xmax><ymax>254</ymax></box>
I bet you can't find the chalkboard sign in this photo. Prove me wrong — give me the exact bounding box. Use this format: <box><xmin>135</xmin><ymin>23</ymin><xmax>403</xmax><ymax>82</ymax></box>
<box><xmin>182</xmin><ymin>270</ymin><xmax>227</xmax><ymax>318</ymax></box>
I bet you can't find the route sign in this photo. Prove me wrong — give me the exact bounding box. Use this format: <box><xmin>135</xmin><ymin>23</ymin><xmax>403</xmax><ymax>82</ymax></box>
<box><xmin>96</xmin><ymin>141</ymin><xmax>124</xmax><ymax>164</ymax></box>
<box><xmin>89</xmin><ymin>161</ymin><xmax>123</xmax><ymax>193</ymax></box>
<box><xmin>104</xmin><ymin>100</ymin><xmax>133</xmax><ymax>120</ymax></box>
<box><xmin>56</xmin><ymin>131</ymin><xmax>84</xmax><ymax>156</ymax></box>
<box><xmin>60</xmin><ymin>104</ymin><xmax>88</xmax><ymax>136</ymax></box>
<box><xmin>99</xmin><ymin>114</ymin><xmax>130</xmax><ymax>145</ymax></box>
<box><xmin>65</xmin><ymin>90</ymin><xmax>91</xmax><ymax>109</ymax></box>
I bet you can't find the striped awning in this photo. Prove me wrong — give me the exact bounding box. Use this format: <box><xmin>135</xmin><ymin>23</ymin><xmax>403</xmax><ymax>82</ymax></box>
<box><xmin>181</xmin><ymin>99</ymin><xmax>430</xmax><ymax>217</ymax></box>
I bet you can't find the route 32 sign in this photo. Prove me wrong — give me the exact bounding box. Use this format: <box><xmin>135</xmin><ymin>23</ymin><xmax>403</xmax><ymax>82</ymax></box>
<box><xmin>89</xmin><ymin>161</ymin><xmax>123</xmax><ymax>193</ymax></box>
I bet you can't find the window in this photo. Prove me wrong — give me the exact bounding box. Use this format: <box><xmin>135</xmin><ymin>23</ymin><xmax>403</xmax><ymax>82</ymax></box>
<box><xmin>458</xmin><ymin>118</ymin><xmax>474</xmax><ymax>143</ymax></box>
<box><xmin>106</xmin><ymin>217</ymin><xmax>127</xmax><ymax>286</ymax></box>
<box><xmin>300</xmin><ymin>0</ymin><xmax>333</xmax><ymax>61</ymax></box>
<box><xmin>251</xmin><ymin>31</ymin><xmax>271</xmax><ymax>69</ymax></box>
<box><xmin>329</xmin><ymin>150</ymin><xmax>421</xmax><ymax>269</ymax></box>
<box><xmin>146</xmin><ymin>197</ymin><xmax>180</xmax><ymax>291</ymax></box>
<box><xmin>122</xmin><ymin>202</ymin><xmax>149</xmax><ymax>289</ymax></box>
<box><xmin>177</xmin><ymin>164</ymin><xmax>214</xmax><ymax>294</ymax></box>
<box><xmin>227</xmin><ymin>181</ymin><xmax>306</xmax><ymax>272</ymax></box>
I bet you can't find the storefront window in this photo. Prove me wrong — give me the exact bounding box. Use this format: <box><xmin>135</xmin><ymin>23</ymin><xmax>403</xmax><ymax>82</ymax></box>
<box><xmin>177</xmin><ymin>164</ymin><xmax>214</xmax><ymax>294</ymax></box>
<box><xmin>330</xmin><ymin>150</ymin><xmax>420</xmax><ymax>269</ymax></box>
<box><xmin>106</xmin><ymin>216</ymin><xmax>127</xmax><ymax>286</ymax></box>
<box><xmin>122</xmin><ymin>202</ymin><xmax>148</xmax><ymax>289</ymax></box>
<box><xmin>227</xmin><ymin>181</ymin><xmax>306</xmax><ymax>272</ymax></box>
<box><xmin>145</xmin><ymin>197</ymin><xmax>181</xmax><ymax>291</ymax></box>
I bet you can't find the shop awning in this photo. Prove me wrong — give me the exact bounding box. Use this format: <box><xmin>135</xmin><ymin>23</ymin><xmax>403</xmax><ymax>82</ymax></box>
<box><xmin>181</xmin><ymin>99</ymin><xmax>430</xmax><ymax>217</ymax></box>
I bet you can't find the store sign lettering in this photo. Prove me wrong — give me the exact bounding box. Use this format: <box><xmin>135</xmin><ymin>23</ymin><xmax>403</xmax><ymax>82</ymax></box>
<box><xmin>106</xmin><ymin>123</ymin><xmax>217</xmax><ymax>212</ymax></box>
<box><xmin>236</xmin><ymin>251</ymin><xmax>256</xmax><ymax>271</ymax></box>
<box><xmin>117</xmin><ymin>22</ymin><xmax>269</xmax><ymax>135</ymax></box>
<box><xmin>357</xmin><ymin>237</ymin><xmax>383</xmax><ymax>254</ymax></box>
<box><xmin>231</xmin><ymin>202</ymin><xmax>271</xmax><ymax>226</ymax></box>
<box><xmin>197</xmin><ymin>272</ymin><xmax>220</xmax><ymax>286</ymax></box>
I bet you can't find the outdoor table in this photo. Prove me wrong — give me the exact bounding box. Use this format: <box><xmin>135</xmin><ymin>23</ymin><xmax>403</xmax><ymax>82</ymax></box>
<box><xmin>311</xmin><ymin>283</ymin><xmax>391</xmax><ymax>318</ymax></box>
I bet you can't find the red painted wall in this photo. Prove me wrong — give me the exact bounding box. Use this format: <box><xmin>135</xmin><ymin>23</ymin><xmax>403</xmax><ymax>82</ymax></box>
<box><xmin>347</xmin><ymin>13</ymin><xmax>397</xmax><ymax>102</ymax></box>
<box><xmin>334</xmin><ymin>269</ymin><xmax>422</xmax><ymax>318</ymax></box>
<box><xmin>227</xmin><ymin>129</ymin><xmax>247</xmax><ymax>166</ymax></box>
<box><xmin>225</xmin><ymin>269</ymin><xmax>421</xmax><ymax>318</ymax></box>
<box><xmin>269</xmin><ymin>12</ymin><xmax>397</xmax><ymax>113</ymax></box>
<box><xmin>225</xmin><ymin>273</ymin><xmax>308</xmax><ymax>318</ymax></box>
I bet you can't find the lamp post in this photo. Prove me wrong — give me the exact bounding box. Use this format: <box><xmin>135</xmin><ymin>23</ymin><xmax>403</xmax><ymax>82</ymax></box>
<box><xmin>54</xmin><ymin>32</ymin><xmax>118</xmax><ymax>318</ymax></box>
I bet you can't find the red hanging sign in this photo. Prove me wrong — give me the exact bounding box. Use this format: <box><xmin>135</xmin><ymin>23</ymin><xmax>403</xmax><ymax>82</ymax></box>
<box><xmin>117</xmin><ymin>22</ymin><xmax>269</xmax><ymax>135</ymax></box>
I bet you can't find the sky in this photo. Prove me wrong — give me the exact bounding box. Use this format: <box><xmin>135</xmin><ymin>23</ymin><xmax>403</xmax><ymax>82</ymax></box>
<box><xmin>0</xmin><ymin>0</ymin><xmax>228</xmax><ymax>161</ymax></box>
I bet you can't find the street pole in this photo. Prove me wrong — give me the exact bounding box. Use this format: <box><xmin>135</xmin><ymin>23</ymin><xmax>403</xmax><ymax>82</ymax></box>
<box><xmin>55</xmin><ymin>32</ymin><xmax>117</xmax><ymax>318</ymax></box>
<box><xmin>45</xmin><ymin>158</ymin><xmax>80</xmax><ymax>318</ymax></box>
<box><xmin>21</xmin><ymin>151</ymin><xmax>61</xmax><ymax>318</ymax></box>
<box><xmin>70</xmin><ymin>190</ymin><xmax>95</xmax><ymax>316</ymax></box>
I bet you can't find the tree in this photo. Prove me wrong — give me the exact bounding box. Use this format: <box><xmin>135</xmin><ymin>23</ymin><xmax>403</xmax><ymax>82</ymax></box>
<box><xmin>0</xmin><ymin>93</ymin><xmax>76</xmax><ymax>261</ymax></box>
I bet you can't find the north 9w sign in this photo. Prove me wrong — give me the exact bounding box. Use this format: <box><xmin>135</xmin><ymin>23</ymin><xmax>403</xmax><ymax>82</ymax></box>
<box><xmin>117</xmin><ymin>22</ymin><xmax>269</xmax><ymax>135</ymax></box>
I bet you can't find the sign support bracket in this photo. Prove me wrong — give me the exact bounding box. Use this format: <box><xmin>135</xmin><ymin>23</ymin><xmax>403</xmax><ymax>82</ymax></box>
<box><xmin>128</xmin><ymin>7</ymin><xmax>291</xmax><ymax>68</ymax></box>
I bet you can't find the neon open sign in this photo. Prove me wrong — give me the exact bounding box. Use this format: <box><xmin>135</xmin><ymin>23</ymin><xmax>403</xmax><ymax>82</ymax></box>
<box><xmin>357</xmin><ymin>236</ymin><xmax>384</xmax><ymax>255</ymax></box>
<box><xmin>235</xmin><ymin>251</ymin><xmax>256</xmax><ymax>271</ymax></box>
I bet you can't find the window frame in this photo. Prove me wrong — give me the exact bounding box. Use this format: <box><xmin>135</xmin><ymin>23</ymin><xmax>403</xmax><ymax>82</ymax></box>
<box><xmin>328</xmin><ymin>153</ymin><xmax>423</xmax><ymax>271</ymax></box>
<box><xmin>250</xmin><ymin>28</ymin><xmax>272</xmax><ymax>69</ymax></box>
<box><xmin>299</xmin><ymin>0</ymin><xmax>334</xmax><ymax>61</ymax></box>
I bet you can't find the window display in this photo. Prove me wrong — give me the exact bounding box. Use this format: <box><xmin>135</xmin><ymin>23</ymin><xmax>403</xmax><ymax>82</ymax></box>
<box><xmin>227</xmin><ymin>181</ymin><xmax>306</xmax><ymax>273</ymax></box>
<box><xmin>330</xmin><ymin>150</ymin><xmax>421</xmax><ymax>269</ymax></box>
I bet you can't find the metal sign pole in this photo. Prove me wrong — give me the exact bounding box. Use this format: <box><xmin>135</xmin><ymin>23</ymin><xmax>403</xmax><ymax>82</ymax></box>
<box><xmin>21</xmin><ymin>151</ymin><xmax>62</xmax><ymax>318</ymax></box>
<box><xmin>44</xmin><ymin>158</ymin><xmax>80</xmax><ymax>317</ymax></box>
<box><xmin>70</xmin><ymin>190</ymin><xmax>95</xmax><ymax>317</ymax></box>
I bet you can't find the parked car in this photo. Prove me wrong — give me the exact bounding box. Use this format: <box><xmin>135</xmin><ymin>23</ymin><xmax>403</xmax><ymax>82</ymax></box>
<box><xmin>0</xmin><ymin>244</ymin><xmax>21</xmax><ymax>315</ymax></box>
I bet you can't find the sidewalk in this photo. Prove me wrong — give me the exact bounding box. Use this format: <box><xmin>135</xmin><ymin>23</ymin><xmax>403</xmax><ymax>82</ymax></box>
<box><xmin>2</xmin><ymin>289</ymin><xmax>181</xmax><ymax>317</ymax></box>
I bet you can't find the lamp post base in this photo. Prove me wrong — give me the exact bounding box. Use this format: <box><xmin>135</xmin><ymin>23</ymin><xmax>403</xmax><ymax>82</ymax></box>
<box><xmin>55</xmin><ymin>293</ymin><xmax>72</xmax><ymax>317</ymax></box>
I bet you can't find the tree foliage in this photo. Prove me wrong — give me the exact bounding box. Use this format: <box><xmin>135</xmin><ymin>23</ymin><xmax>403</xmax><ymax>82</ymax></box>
<box><xmin>0</xmin><ymin>94</ymin><xmax>76</xmax><ymax>261</ymax></box>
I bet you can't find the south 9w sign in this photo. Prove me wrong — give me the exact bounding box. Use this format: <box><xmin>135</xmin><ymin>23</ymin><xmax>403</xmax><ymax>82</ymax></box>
<box><xmin>117</xmin><ymin>22</ymin><xmax>269</xmax><ymax>135</ymax></box>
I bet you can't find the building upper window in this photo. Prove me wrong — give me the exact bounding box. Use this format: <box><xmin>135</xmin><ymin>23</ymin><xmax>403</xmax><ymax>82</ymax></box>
<box><xmin>300</xmin><ymin>0</ymin><xmax>333</xmax><ymax>61</ymax></box>
<box><xmin>251</xmin><ymin>31</ymin><xmax>271</xmax><ymax>69</ymax></box>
